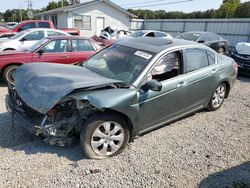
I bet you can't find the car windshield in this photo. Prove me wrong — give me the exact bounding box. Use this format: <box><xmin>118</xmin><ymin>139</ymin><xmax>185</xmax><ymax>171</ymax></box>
<box><xmin>27</xmin><ymin>38</ymin><xmax>49</xmax><ymax>52</ymax></box>
<box><xmin>9</xmin><ymin>30</ymin><xmax>29</xmax><ymax>40</ymax></box>
<box><xmin>131</xmin><ymin>31</ymin><xmax>146</xmax><ymax>37</ymax></box>
<box><xmin>83</xmin><ymin>44</ymin><xmax>155</xmax><ymax>86</ymax></box>
<box><xmin>176</xmin><ymin>33</ymin><xmax>201</xmax><ymax>41</ymax></box>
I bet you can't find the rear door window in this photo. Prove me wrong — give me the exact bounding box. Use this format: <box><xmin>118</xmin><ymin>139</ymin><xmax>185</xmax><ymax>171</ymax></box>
<box><xmin>184</xmin><ymin>48</ymin><xmax>209</xmax><ymax>73</ymax></box>
<box><xmin>22</xmin><ymin>31</ymin><xmax>45</xmax><ymax>41</ymax></box>
<box><xmin>71</xmin><ymin>39</ymin><xmax>93</xmax><ymax>51</ymax></box>
<box><xmin>38</xmin><ymin>22</ymin><xmax>50</xmax><ymax>28</ymax></box>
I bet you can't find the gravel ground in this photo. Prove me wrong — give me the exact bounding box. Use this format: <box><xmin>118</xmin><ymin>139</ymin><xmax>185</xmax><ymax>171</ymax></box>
<box><xmin>0</xmin><ymin>76</ymin><xmax>249</xmax><ymax>188</ymax></box>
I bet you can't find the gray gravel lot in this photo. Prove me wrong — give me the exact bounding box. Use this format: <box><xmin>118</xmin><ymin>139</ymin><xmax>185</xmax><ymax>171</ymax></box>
<box><xmin>0</xmin><ymin>77</ymin><xmax>249</xmax><ymax>188</ymax></box>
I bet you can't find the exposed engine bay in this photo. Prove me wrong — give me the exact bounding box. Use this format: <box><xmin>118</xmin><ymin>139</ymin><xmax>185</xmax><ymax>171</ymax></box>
<box><xmin>35</xmin><ymin>99</ymin><xmax>99</xmax><ymax>146</ymax></box>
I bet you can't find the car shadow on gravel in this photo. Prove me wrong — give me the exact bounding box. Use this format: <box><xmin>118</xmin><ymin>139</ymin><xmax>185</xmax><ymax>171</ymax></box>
<box><xmin>0</xmin><ymin>112</ymin><xmax>85</xmax><ymax>161</ymax></box>
<box><xmin>198</xmin><ymin>162</ymin><xmax>250</xmax><ymax>188</ymax></box>
<box><xmin>0</xmin><ymin>80</ymin><xmax>6</xmax><ymax>87</ymax></box>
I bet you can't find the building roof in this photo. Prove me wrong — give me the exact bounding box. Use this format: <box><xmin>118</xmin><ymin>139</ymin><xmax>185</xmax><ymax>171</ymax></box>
<box><xmin>37</xmin><ymin>0</ymin><xmax>137</xmax><ymax>18</ymax></box>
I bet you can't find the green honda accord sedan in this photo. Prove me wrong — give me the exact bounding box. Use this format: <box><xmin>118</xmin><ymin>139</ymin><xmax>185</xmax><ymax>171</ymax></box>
<box><xmin>6</xmin><ymin>37</ymin><xmax>238</xmax><ymax>159</ymax></box>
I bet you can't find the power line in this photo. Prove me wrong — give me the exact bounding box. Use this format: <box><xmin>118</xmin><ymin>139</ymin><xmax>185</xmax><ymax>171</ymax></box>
<box><xmin>124</xmin><ymin>0</ymin><xmax>194</xmax><ymax>9</ymax></box>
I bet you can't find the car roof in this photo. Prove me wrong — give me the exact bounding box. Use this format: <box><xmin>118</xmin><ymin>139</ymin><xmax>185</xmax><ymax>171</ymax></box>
<box><xmin>138</xmin><ymin>30</ymin><xmax>165</xmax><ymax>33</ymax></box>
<box><xmin>46</xmin><ymin>36</ymin><xmax>89</xmax><ymax>40</ymax></box>
<box><xmin>24</xmin><ymin>28</ymin><xmax>66</xmax><ymax>32</ymax></box>
<box><xmin>182</xmin><ymin>31</ymin><xmax>217</xmax><ymax>35</ymax></box>
<box><xmin>116</xmin><ymin>37</ymin><xmax>199</xmax><ymax>53</ymax></box>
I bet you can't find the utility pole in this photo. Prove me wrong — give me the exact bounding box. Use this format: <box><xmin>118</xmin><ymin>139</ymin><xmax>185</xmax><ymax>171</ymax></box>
<box><xmin>27</xmin><ymin>0</ymin><xmax>33</xmax><ymax>19</ymax></box>
<box><xmin>19</xmin><ymin>4</ymin><xmax>23</xmax><ymax>22</ymax></box>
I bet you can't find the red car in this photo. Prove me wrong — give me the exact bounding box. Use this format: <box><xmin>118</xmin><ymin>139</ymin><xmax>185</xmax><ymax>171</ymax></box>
<box><xmin>0</xmin><ymin>20</ymin><xmax>80</xmax><ymax>38</ymax></box>
<box><xmin>0</xmin><ymin>36</ymin><xmax>102</xmax><ymax>84</ymax></box>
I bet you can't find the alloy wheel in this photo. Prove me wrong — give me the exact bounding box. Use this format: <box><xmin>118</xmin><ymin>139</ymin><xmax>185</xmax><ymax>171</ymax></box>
<box><xmin>212</xmin><ymin>85</ymin><xmax>226</xmax><ymax>108</ymax></box>
<box><xmin>91</xmin><ymin>121</ymin><xmax>125</xmax><ymax>156</ymax></box>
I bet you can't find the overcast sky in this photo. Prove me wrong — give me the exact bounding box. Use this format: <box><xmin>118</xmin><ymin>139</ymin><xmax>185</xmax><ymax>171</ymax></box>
<box><xmin>0</xmin><ymin>0</ymin><xmax>248</xmax><ymax>13</ymax></box>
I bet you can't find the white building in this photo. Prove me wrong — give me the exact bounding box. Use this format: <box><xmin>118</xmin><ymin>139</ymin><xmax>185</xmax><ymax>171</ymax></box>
<box><xmin>37</xmin><ymin>0</ymin><xmax>137</xmax><ymax>37</ymax></box>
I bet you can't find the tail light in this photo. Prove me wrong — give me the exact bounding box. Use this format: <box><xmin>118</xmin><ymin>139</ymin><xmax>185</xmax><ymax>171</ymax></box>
<box><xmin>232</xmin><ymin>62</ymin><xmax>238</xmax><ymax>72</ymax></box>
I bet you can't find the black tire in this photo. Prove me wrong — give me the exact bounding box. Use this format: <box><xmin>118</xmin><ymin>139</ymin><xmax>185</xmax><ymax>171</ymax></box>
<box><xmin>80</xmin><ymin>112</ymin><xmax>130</xmax><ymax>159</ymax></box>
<box><xmin>218</xmin><ymin>47</ymin><xmax>225</xmax><ymax>55</ymax></box>
<box><xmin>3</xmin><ymin>65</ymin><xmax>18</xmax><ymax>85</ymax></box>
<box><xmin>206</xmin><ymin>83</ymin><xmax>227</xmax><ymax>111</ymax></box>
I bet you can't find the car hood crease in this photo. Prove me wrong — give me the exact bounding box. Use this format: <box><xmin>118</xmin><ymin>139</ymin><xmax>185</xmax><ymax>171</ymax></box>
<box><xmin>14</xmin><ymin>63</ymin><xmax>122</xmax><ymax>114</ymax></box>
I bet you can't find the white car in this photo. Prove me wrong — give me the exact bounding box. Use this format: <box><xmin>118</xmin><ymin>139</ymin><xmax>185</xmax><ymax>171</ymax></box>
<box><xmin>100</xmin><ymin>26</ymin><xmax>131</xmax><ymax>40</ymax></box>
<box><xmin>0</xmin><ymin>28</ymin><xmax>70</xmax><ymax>51</ymax></box>
<box><xmin>131</xmin><ymin>30</ymin><xmax>173</xmax><ymax>38</ymax></box>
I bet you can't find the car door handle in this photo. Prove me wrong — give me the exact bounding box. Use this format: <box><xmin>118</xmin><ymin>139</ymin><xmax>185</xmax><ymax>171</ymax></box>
<box><xmin>176</xmin><ymin>81</ymin><xmax>187</xmax><ymax>89</ymax></box>
<box><xmin>210</xmin><ymin>69</ymin><xmax>217</xmax><ymax>74</ymax></box>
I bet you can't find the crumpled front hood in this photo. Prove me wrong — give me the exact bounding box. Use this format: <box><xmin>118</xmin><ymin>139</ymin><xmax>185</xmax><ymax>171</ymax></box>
<box><xmin>14</xmin><ymin>63</ymin><xmax>122</xmax><ymax>114</ymax></box>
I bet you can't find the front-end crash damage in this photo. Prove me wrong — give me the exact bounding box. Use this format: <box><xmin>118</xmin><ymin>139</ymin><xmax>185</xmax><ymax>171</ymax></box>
<box><xmin>5</xmin><ymin>63</ymin><xmax>126</xmax><ymax>146</ymax></box>
<box><xmin>35</xmin><ymin>99</ymin><xmax>100</xmax><ymax>146</ymax></box>
<box><xmin>6</xmin><ymin>88</ymin><xmax>102</xmax><ymax>146</ymax></box>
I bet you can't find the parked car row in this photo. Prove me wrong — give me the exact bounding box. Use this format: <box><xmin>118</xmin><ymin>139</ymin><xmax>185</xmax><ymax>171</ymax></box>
<box><xmin>0</xmin><ymin>28</ymin><xmax>70</xmax><ymax>51</ymax></box>
<box><xmin>0</xmin><ymin>20</ymin><xmax>80</xmax><ymax>38</ymax></box>
<box><xmin>0</xmin><ymin>36</ymin><xmax>102</xmax><ymax>84</ymax></box>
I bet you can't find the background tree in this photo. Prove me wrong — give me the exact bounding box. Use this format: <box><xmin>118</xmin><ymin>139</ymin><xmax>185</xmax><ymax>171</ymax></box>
<box><xmin>215</xmin><ymin>0</ymin><xmax>240</xmax><ymax>18</ymax></box>
<box><xmin>42</xmin><ymin>0</ymin><xmax>69</xmax><ymax>11</ymax></box>
<box><xmin>235</xmin><ymin>1</ymin><xmax>250</xmax><ymax>18</ymax></box>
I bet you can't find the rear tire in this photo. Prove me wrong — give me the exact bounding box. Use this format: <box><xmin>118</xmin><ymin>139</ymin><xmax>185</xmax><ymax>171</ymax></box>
<box><xmin>206</xmin><ymin>83</ymin><xmax>227</xmax><ymax>111</ymax></box>
<box><xmin>80</xmin><ymin>112</ymin><xmax>130</xmax><ymax>159</ymax></box>
<box><xmin>3</xmin><ymin>65</ymin><xmax>18</xmax><ymax>85</ymax></box>
<box><xmin>218</xmin><ymin>47</ymin><xmax>225</xmax><ymax>55</ymax></box>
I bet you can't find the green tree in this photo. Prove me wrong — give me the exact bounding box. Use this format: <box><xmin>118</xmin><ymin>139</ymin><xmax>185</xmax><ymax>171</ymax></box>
<box><xmin>215</xmin><ymin>0</ymin><xmax>240</xmax><ymax>18</ymax></box>
<box><xmin>235</xmin><ymin>1</ymin><xmax>250</xmax><ymax>18</ymax></box>
<box><xmin>43</xmin><ymin>0</ymin><xmax>69</xmax><ymax>11</ymax></box>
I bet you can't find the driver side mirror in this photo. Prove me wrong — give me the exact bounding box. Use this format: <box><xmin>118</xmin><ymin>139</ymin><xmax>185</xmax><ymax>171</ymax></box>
<box><xmin>197</xmin><ymin>40</ymin><xmax>205</xmax><ymax>43</ymax></box>
<box><xmin>141</xmin><ymin>80</ymin><xmax>162</xmax><ymax>92</ymax></box>
<box><xmin>37</xmin><ymin>49</ymin><xmax>44</xmax><ymax>55</ymax></box>
<box><xmin>20</xmin><ymin>37</ymin><xmax>27</xmax><ymax>42</ymax></box>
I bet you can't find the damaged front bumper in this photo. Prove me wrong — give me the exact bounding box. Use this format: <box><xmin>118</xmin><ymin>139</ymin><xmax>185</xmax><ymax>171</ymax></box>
<box><xmin>6</xmin><ymin>94</ymin><xmax>43</xmax><ymax>134</ymax></box>
<box><xmin>5</xmin><ymin>94</ymin><xmax>78</xmax><ymax>146</ymax></box>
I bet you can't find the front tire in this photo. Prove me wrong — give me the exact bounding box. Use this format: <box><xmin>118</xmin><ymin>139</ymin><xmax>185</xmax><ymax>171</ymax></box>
<box><xmin>207</xmin><ymin>83</ymin><xmax>227</xmax><ymax>111</ymax></box>
<box><xmin>3</xmin><ymin>65</ymin><xmax>18</xmax><ymax>85</ymax></box>
<box><xmin>80</xmin><ymin>113</ymin><xmax>130</xmax><ymax>159</ymax></box>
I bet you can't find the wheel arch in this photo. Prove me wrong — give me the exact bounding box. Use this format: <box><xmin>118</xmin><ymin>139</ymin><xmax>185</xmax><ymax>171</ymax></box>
<box><xmin>86</xmin><ymin>108</ymin><xmax>135</xmax><ymax>141</ymax></box>
<box><xmin>3</xmin><ymin>48</ymin><xmax>16</xmax><ymax>51</ymax></box>
<box><xmin>220</xmin><ymin>80</ymin><xmax>230</xmax><ymax>98</ymax></box>
<box><xmin>1</xmin><ymin>63</ymin><xmax>23</xmax><ymax>78</ymax></box>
